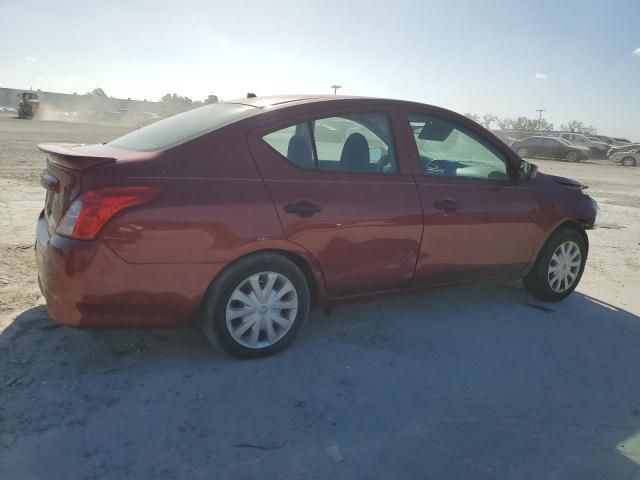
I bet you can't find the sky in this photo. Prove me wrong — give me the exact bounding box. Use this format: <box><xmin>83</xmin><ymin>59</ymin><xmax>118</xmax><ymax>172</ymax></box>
<box><xmin>1</xmin><ymin>0</ymin><xmax>639</xmax><ymax>139</ymax></box>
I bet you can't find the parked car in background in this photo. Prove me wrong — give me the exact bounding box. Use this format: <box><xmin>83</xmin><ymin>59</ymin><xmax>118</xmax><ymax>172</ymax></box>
<box><xmin>511</xmin><ymin>136</ymin><xmax>590</xmax><ymax>162</ymax></box>
<box><xmin>607</xmin><ymin>142</ymin><xmax>640</xmax><ymax>158</ymax></box>
<box><xmin>35</xmin><ymin>95</ymin><xmax>598</xmax><ymax>358</ymax></box>
<box><xmin>609</xmin><ymin>148</ymin><xmax>639</xmax><ymax>167</ymax></box>
<box><xmin>587</xmin><ymin>134</ymin><xmax>630</xmax><ymax>147</ymax></box>
<box><xmin>554</xmin><ymin>133</ymin><xmax>608</xmax><ymax>158</ymax></box>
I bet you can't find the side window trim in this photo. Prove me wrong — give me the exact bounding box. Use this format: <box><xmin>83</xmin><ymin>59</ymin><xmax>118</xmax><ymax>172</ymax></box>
<box><xmin>307</xmin><ymin>120</ymin><xmax>319</xmax><ymax>170</ymax></box>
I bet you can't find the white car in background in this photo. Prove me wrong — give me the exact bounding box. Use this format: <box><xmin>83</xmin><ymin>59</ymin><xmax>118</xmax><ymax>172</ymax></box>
<box><xmin>609</xmin><ymin>148</ymin><xmax>639</xmax><ymax>167</ymax></box>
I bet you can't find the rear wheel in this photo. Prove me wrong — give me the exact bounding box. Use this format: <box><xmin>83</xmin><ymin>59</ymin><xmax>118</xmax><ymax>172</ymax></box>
<box><xmin>524</xmin><ymin>227</ymin><xmax>587</xmax><ymax>301</ymax></box>
<box><xmin>622</xmin><ymin>156</ymin><xmax>637</xmax><ymax>167</ymax></box>
<box><xmin>566</xmin><ymin>151</ymin><xmax>578</xmax><ymax>162</ymax></box>
<box><xmin>200</xmin><ymin>253</ymin><xmax>310</xmax><ymax>358</ymax></box>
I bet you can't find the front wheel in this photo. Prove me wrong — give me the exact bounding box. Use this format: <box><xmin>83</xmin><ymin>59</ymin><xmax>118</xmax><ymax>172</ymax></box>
<box><xmin>200</xmin><ymin>253</ymin><xmax>310</xmax><ymax>358</ymax></box>
<box><xmin>524</xmin><ymin>228</ymin><xmax>587</xmax><ymax>301</ymax></box>
<box><xmin>621</xmin><ymin>156</ymin><xmax>637</xmax><ymax>167</ymax></box>
<box><xmin>566</xmin><ymin>151</ymin><xmax>579</xmax><ymax>162</ymax></box>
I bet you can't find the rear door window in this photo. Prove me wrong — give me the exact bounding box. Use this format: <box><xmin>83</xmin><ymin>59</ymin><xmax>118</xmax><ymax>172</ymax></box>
<box><xmin>263</xmin><ymin>123</ymin><xmax>315</xmax><ymax>169</ymax></box>
<box><xmin>261</xmin><ymin>112</ymin><xmax>397</xmax><ymax>174</ymax></box>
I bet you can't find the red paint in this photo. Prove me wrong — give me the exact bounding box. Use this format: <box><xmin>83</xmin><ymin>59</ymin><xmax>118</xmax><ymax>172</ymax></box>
<box><xmin>35</xmin><ymin>96</ymin><xmax>597</xmax><ymax>328</ymax></box>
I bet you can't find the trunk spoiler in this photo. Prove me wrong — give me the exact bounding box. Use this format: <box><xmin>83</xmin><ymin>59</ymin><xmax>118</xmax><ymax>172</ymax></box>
<box><xmin>38</xmin><ymin>143</ymin><xmax>117</xmax><ymax>171</ymax></box>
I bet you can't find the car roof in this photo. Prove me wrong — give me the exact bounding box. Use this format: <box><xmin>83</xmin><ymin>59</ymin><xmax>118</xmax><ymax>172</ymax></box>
<box><xmin>224</xmin><ymin>94</ymin><xmax>370</xmax><ymax>109</ymax></box>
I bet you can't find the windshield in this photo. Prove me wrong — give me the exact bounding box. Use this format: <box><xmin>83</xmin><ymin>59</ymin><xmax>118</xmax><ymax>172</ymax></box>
<box><xmin>108</xmin><ymin>103</ymin><xmax>257</xmax><ymax>151</ymax></box>
<box><xmin>557</xmin><ymin>137</ymin><xmax>573</xmax><ymax>146</ymax></box>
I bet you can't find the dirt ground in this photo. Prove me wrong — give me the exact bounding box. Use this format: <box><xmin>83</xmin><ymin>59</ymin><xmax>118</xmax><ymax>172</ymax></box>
<box><xmin>1</xmin><ymin>114</ymin><xmax>640</xmax><ymax>479</ymax></box>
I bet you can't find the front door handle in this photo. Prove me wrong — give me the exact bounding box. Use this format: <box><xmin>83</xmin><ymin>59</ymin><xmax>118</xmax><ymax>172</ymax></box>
<box><xmin>434</xmin><ymin>198</ymin><xmax>459</xmax><ymax>213</ymax></box>
<box><xmin>284</xmin><ymin>201</ymin><xmax>322</xmax><ymax>218</ymax></box>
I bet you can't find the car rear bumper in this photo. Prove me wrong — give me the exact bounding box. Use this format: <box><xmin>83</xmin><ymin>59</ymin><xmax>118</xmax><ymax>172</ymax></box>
<box><xmin>35</xmin><ymin>211</ymin><xmax>222</xmax><ymax>328</ymax></box>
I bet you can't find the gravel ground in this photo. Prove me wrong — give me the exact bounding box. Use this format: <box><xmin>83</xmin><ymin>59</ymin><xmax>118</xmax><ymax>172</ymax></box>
<box><xmin>1</xmin><ymin>114</ymin><xmax>639</xmax><ymax>479</ymax></box>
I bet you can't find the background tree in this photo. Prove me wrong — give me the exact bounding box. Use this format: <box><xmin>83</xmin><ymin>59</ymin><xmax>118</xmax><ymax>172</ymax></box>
<box><xmin>204</xmin><ymin>94</ymin><xmax>219</xmax><ymax>104</ymax></box>
<box><xmin>510</xmin><ymin>117</ymin><xmax>538</xmax><ymax>131</ymax></box>
<box><xmin>87</xmin><ymin>87</ymin><xmax>108</xmax><ymax>98</ymax></box>
<box><xmin>502</xmin><ymin>116</ymin><xmax>554</xmax><ymax>132</ymax></box>
<box><xmin>497</xmin><ymin>117</ymin><xmax>513</xmax><ymax>130</ymax></box>
<box><xmin>536</xmin><ymin>118</ymin><xmax>554</xmax><ymax>131</ymax></box>
<box><xmin>464</xmin><ymin>113</ymin><xmax>481</xmax><ymax>123</ymax></box>
<box><xmin>559</xmin><ymin>120</ymin><xmax>596</xmax><ymax>134</ymax></box>
<box><xmin>481</xmin><ymin>113</ymin><xmax>499</xmax><ymax>129</ymax></box>
<box><xmin>161</xmin><ymin>93</ymin><xmax>194</xmax><ymax>105</ymax></box>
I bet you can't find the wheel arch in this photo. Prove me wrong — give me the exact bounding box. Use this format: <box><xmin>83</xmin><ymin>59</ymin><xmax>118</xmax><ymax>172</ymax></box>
<box><xmin>526</xmin><ymin>218</ymin><xmax>590</xmax><ymax>276</ymax></box>
<box><xmin>538</xmin><ymin>219</ymin><xmax>590</xmax><ymax>259</ymax></box>
<box><xmin>202</xmin><ymin>247</ymin><xmax>326</xmax><ymax>311</ymax></box>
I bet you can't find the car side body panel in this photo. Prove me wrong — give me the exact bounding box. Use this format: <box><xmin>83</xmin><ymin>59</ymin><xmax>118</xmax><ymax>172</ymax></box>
<box><xmin>245</xmin><ymin>103</ymin><xmax>424</xmax><ymax>299</ymax></box>
<box><xmin>34</xmin><ymin>96</ymin><xmax>598</xmax><ymax>329</ymax></box>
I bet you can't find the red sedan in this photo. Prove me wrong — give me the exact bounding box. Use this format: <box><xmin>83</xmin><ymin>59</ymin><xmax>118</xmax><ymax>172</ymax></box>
<box><xmin>35</xmin><ymin>95</ymin><xmax>598</xmax><ymax>358</ymax></box>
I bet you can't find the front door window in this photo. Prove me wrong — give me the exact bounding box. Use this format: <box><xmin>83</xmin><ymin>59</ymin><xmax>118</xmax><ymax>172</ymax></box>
<box><xmin>408</xmin><ymin>114</ymin><xmax>510</xmax><ymax>181</ymax></box>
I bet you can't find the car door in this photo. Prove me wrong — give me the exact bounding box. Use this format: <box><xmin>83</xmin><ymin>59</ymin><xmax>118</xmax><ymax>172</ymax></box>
<box><xmin>574</xmin><ymin>134</ymin><xmax>588</xmax><ymax>148</ymax></box>
<box><xmin>247</xmin><ymin>107</ymin><xmax>423</xmax><ymax>298</ymax></box>
<box><xmin>528</xmin><ymin>137</ymin><xmax>543</xmax><ymax>157</ymax></box>
<box><xmin>525</xmin><ymin>137</ymin><xmax>545</xmax><ymax>158</ymax></box>
<box><xmin>545</xmin><ymin>138</ymin><xmax>563</xmax><ymax>158</ymax></box>
<box><xmin>402</xmin><ymin>111</ymin><xmax>542</xmax><ymax>286</ymax></box>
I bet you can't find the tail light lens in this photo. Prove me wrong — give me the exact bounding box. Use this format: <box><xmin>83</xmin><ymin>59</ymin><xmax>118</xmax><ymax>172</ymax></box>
<box><xmin>56</xmin><ymin>186</ymin><xmax>160</xmax><ymax>240</ymax></box>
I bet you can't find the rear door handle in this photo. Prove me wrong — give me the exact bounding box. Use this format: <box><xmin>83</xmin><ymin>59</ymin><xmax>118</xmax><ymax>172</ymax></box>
<box><xmin>284</xmin><ymin>201</ymin><xmax>322</xmax><ymax>218</ymax></box>
<box><xmin>434</xmin><ymin>198</ymin><xmax>459</xmax><ymax>213</ymax></box>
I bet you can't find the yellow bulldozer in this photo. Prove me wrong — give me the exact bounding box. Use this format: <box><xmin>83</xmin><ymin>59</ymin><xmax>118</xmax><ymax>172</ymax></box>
<box><xmin>17</xmin><ymin>92</ymin><xmax>40</xmax><ymax>119</ymax></box>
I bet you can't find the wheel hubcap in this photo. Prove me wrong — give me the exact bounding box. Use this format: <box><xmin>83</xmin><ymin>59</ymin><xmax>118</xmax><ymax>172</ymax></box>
<box><xmin>225</xmin><ymin>271</ymin><xmax>298</xmax><ymax>349</ymax></box>
<box><xmin>547</xmin><ymin>241</ymin><xmax>582</xmax><ymax>293</ymax></box>
<box><xmin>623</xmin><ymin>157</ymin><xmax>634</xmax><ymax>166</ymax></box>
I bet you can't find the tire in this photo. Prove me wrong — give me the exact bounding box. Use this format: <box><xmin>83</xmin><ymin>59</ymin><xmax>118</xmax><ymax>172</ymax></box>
<box><xmin>622</xmin><ymin>156</ymin><xmax>637</xmax><ymax>167</ymax></box>
<box><xmin>200</xmin><ymin>253</ymin><xmax>310</xmax><ymax>359</ymax></box>
<box><xmin>523</xmin><ymin>227</ymin><xmax>588</xmax><ymax>302</ymax></box>
<box><xmin>517</xmin><ymin>148</ymin><xmax>529</xmax><ymax>158</ymax></box>
<box><xmin>566</xmin><ymin>151</ymin><xmax>578</xmax><ymax>162</ymax></box>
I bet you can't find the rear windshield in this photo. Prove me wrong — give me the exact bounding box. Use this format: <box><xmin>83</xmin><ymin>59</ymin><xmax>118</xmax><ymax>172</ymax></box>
<box><xmin>109</xmin><ymin>103</ymin><xmax>257</xmax><ymax>151</ymax></box>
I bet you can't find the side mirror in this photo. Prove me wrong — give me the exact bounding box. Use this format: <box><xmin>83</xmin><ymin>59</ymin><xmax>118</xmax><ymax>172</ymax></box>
<box><xmin>519</xmin><ymin>160</ymin><xmax>538</xmax><ymax>180</ymax></box>
<box><xmin>369</xmin><ymin>146</ymin><xmax>384</xmax><ymax>162</ymax></box>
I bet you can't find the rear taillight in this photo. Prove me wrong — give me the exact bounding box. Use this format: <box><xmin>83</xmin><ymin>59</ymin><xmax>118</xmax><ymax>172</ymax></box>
<box><xmin>56</xmin><ymin>186</ymin><xmax>160</xmax><ymax>240</ymax></box>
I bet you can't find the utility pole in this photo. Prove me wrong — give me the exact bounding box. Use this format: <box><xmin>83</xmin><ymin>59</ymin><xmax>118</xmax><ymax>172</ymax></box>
<box><xmin>331</xmin><ymin>85</ymin><xmax>341</xmax><ymax>95</ymax></box>
<box><xmin>536</xmin><ymin>109</ymin><xmax>546</xmax><ymax>130</ymax></box>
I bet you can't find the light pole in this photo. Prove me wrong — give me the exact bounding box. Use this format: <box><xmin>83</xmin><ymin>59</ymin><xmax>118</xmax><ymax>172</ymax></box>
<box><xmin>331</xmin><ymin>85</ymin><xmax>341</xmax><ymax>95</ymax></box>
<box><xmin>536</xmin><ymin>109</ymin><xmax>546</xmax><ymax>130</ymax></box>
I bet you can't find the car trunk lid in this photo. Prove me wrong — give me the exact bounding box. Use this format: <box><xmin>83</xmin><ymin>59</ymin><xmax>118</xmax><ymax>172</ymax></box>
<box><xmin>38</xmin><ymin>143</ymin><xmax>117</xmax><ymax>236</ymax></box>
